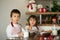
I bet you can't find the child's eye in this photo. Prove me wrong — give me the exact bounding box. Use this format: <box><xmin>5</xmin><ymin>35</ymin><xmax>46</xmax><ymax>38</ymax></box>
<box><xmin>17</xmin><ymin>16</ymin><xmax>20</xmax><ymax>17</ymax></box>
<box><xmin>14</xmin><ymin>16</ymin><xmax>16</xmax><ymax>17</ymax></box>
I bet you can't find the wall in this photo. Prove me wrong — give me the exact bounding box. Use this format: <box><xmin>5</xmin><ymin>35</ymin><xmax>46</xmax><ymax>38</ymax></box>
<box><xmin>0</xmin><ymin>0</ymin><xmax>28</xmax><ymax>40</ymax></box>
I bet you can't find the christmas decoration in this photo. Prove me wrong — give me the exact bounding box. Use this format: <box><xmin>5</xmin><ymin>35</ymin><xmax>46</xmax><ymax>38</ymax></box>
<box><xmin>37</xmin><ymin>4</ymin><xmax>46</xmax><ymax>12</ymax></box>
<box><xmin>27</xmin><ymin>0</ymin><xmax>37</xmax><ymax>12</ymax></box>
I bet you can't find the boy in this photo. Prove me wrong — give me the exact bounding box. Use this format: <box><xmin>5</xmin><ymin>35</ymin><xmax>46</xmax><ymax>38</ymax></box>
<box><xmin>6</xmin><ymin>9</ymin><xmax>25</xmax><ymax>39</ymax></box>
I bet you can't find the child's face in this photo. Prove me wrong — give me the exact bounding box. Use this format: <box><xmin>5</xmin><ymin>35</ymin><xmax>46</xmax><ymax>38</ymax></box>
<box><xmin>52</xmin><ymin>19</ymin><xmax>56</xmax><ymax>22</ymax></box>
<box><xmin>11</xmin><ymin>13</ymin><xmax>20</xmax><ymax>23</ymax></box>
<box><xmin>29</xmin><ymin>18</ymin><xmax>36</xmax><ymax>26</ymax></box>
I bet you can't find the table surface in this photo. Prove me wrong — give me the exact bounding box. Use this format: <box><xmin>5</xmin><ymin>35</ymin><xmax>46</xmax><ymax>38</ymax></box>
<box><xmin>6</xmin><ymin>34</ymin><xmax>60</xmax><ymax>40</ymax></box>
<box><xmin>6</xmin><ymin>37</ymin><xmax>38</xmax><ymax>40</ymax></box>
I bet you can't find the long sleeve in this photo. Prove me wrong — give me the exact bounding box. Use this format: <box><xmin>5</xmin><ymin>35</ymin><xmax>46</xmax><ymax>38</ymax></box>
<box><xmin>22</xmin><ymin>27</ymin><xmax>29</xmax><ymax>38</ymax></box>
<box><xmin>25</xmin><ymin>26</ymin><xmax>28</xmax><ymax>31</ymax></box>
<box><xmin>25</xmin><ymin>26</ymin><xmax>31</xmax><ymax>32</ymax></box>
<box><xmin>25</xmin><ymin>26</ymin><xmax>38</xmax><ymax>33</ymax></box>
<box><xmin>22</xmin><ymin>27</ymin><xmax>25</xmax><ymax>32</ymax></box>
<box><xmin>6</xmin><ymin>25</ymin><xmax>18</xmax><ymax>38</ymax></box>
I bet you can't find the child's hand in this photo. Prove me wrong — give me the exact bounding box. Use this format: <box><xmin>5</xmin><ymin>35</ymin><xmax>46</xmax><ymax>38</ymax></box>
<box><xmin>18</xmin><ymin>32</ymin><xmax>24</xmax><ymax>37</ymax></box>
<box><xmin>28</xmin><ymin>26</ymin><xmax>32</xmax><ymax>30</ymax></box>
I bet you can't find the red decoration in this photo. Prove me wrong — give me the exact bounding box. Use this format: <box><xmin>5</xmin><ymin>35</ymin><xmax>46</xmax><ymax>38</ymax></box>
<box><xmin>27</xmin><ymin>3</ymin><xmax>35</xmax><ymax>10</ymax></box>
<box><xmin>38</xmin><ymin>8</ymin><xmax>47</xmax><ymax>12</ymax></box>
<box><xmin>38</xmin><ymin>35</ymin><xmax>54</xmax><ymax>40</ymax></box>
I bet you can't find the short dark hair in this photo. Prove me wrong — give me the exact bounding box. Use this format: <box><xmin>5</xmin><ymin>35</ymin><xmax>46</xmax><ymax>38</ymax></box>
<box><xmin>10</xmin><ymin>9</ymin><xmax>21</xmax><ymax>17</ymax></box>
<box><xmin>27</xmin><ymin>15</ymin><xmax>38</xmax><ymax>26</ymax></box>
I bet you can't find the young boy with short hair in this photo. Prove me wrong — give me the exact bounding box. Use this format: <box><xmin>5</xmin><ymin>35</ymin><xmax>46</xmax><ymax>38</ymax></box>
<box><xmin>6</xmin><ymin>9</ymin><xmax>25</xmax><ymax>39</ymax></box>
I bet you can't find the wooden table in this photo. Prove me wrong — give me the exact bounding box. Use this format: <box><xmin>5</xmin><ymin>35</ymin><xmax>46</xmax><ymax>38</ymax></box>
<box><xmin>6</xmin><ymin>33</ymin><xmax>60</xmax><ymax>40</ymax></box>
<box><xmin>6</xmin><ymin>33</ymin><xmax>39</xmax><ymax>40</ymax></box>
<box><xmin>6</xmin><ymin>37</ymin><xmax>38</xmax><ymax>40</ymax></box>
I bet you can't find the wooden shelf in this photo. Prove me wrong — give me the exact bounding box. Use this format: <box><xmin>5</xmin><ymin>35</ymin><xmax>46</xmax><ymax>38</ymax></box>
<box><xmin>26</xmin><ymin>12</ymin><xmax>60</xmax><ymax>26</ymax></box>
<box><xmin>40</xmin><ymin>24</ymin><xmax>60</xmax><ymax>26</ymax></box>
<box><xmin>26</xmin><ymin>12</ymin><xmax>60</xmax><ymax>15</ymax></box>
